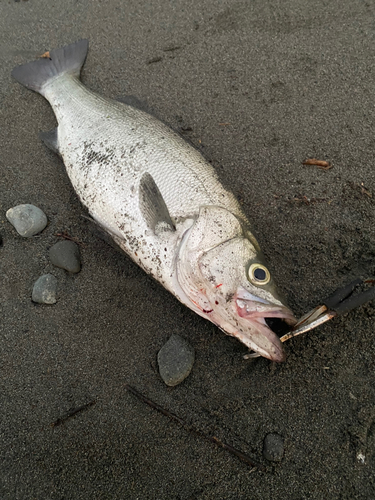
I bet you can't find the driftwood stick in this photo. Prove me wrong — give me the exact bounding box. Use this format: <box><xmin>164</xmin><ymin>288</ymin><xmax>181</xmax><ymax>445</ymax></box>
<box><xmin>125</xmin><ymin>384</ymin><xmax>266</xmax><ymax>471</ymax></box>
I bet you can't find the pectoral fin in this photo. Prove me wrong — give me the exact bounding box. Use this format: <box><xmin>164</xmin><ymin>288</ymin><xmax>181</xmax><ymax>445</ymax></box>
<box><xmin>139</xmin><ymin>173</ymin><xmax>175</xmax><ymax>233</ymax></box>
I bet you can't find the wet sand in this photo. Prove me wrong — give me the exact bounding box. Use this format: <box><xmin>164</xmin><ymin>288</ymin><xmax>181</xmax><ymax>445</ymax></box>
<box><xmin>1</xmin><ymin>1</ymin><xmax>375</xmax><ymax>498</ymax></box>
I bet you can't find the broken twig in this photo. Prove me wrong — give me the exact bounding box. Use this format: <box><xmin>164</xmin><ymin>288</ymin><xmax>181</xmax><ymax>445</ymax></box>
<box><xmin>54</xmin><ymin>231</ymin><xmax>85</xmax><ymax>247</ymax></box>
<box><xmin>302</xmin><ymin>159</ymin><xmax>332</xmax><ymax>170</ymax></box>
<box><xmin>125</xmin><ymin>384</ymin><xmax>266</xmax><ymax>471</ymax></box>
<box><xmin>147</xmin><ymin>56</ymin><xmax>163</xmax><ymax>64</ymax></box>
<box><xmin>360</xmin><ymin>182</ymin><xmax>372</xmax><ymax>198</ymax></box>
<box><xmin>289</xmin><ymin>195</ymin><xmax>330</xmax><ymax>205</ymax></box>
<box><xmin>51</xmin><ymin>400</ymin><xmax>96</xmax><ymax>427</ymax></box>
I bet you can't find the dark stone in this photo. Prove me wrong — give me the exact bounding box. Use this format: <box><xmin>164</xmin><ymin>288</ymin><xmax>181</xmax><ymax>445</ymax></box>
<box><xmin>157</xmin><ymin>334</ymin><xmax>195</xmax><ymax>386</ymax></box>
<box><xmin>32</xmin><ymin>274</ymin><xmax>57</xmax><ymax>304</ymax></box>
<box><xmin>49</xmin><ymin>240</ymin><xmax>81</xmax><ymax>273</ymax></box>
<box><xmin>263</xmin><ymin>433</ymin><xmax>284</xmax><ymax>462</ymax></box>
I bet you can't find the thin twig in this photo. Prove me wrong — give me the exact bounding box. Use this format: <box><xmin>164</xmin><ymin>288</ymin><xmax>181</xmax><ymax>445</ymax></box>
<box><xmin>125</xmin><ymin>384</ymin><xmax>266</xmax><ymax>471</ymax></box>
<box><xmin>302</xmin><ymin>158</ymin><xmax>332</xmax><ymax>170</ymax></box>
<box><xmin>54</xmin><ymin>231</ymin><xmax>85</xmax><ymax>247</ymax></box>
<box><xmin>51</xmin><ymin>400</ymin><xmax>96</xmax><ymax>427</ymax></box>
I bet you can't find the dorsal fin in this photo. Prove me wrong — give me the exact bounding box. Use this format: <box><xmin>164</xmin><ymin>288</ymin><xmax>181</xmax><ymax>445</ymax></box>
<box><xmin>116</xmin><ymin>95</ymin><xmax>152</xmax><ymax>114</ymax></box>
<box><xmin>139</xmin><ymin>173</ymin><xmax>175</xmax><ymax>233</ymax></box>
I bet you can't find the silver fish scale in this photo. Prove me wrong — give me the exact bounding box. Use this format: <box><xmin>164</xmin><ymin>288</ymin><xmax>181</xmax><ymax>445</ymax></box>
<box><xmin>44</xmin><ymin>76</ymin><xmax>245</xmax><ymax>289</ymax></box>
<box><xmin>46</xmin><ymin>78</ymin><xmax>243</xmax><ymax>218</ymax></box>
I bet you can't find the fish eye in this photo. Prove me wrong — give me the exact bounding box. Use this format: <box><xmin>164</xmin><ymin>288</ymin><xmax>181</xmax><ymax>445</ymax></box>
<box><xmin>248</xmin><ymin>263</ymin><xmax>271</xmax><ymax>285</ymax></box>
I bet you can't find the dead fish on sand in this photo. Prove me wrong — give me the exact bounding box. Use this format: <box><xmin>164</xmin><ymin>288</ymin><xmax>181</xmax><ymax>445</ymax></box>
<box><xmin>12</xmin><ymin>40</ymin><xmax>296</xmax><ymax>362</ymax></box>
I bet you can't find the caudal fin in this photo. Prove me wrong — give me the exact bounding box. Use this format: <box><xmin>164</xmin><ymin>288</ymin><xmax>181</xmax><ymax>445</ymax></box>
<box><xmin>11</xmin><ymin>40</ymin><xmax>89</xmax><ymax>96</ymax></box>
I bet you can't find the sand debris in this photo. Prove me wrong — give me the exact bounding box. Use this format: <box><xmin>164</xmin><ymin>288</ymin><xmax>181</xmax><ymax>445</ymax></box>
<box><xmin>302</xmin><ymin>158</ymin><xmax>332</xmax><ymax>170</ymax></box>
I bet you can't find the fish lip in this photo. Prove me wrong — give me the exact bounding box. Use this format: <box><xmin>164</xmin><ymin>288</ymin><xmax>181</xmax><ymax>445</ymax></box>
<box><xmin>233</xmin><ymin>316</ymin><xmax>287</xmax><ymax>362</ymax></box>
<box><xmin>234</xmin><ymin>296</ymin><xmax>297</xmax><ymax>362</ymax></box>
<box><xmin>235</xmin><ymin>298</ymin><xmax>297</xmax><ymax>325</ymax></box>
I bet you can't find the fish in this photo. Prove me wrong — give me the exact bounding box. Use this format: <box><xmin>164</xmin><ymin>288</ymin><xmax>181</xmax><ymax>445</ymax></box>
<box><xmin>12</xmin><ymin>40</ymin><xmax>296</xmax><ymax>362</ymax></box>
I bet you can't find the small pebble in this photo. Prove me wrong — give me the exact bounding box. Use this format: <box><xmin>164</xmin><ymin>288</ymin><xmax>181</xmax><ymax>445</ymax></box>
<box><xmin>157</xmin><ymin>334</ymin><xmax>195</xmax><ymax>386</ymax></box>
<box><xmin>49</xmin><ymin>240</ymin><xmax>81</xmax><ymax>273</ymax></box>
<box><xmin>263</xmin><ymin>433</ymin><xmax>284</xmax><ymax>462</ymax></box>
<box><xmin>32</xmin><ymin>274</ymin><xmax>58</xmax><ymax>304</ymax></box>
<box><xmin>6</xmin><ymin>204</ymin><xmax>47</xmax><ymax>237</ymax></box>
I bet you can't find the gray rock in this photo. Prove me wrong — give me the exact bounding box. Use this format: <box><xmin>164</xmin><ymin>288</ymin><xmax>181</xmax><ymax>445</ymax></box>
<box><xmin>32</xmin><ymin>274</ymin><xmax>58</xmax><ymax>304</ymax></box>
<box><xmin>157</xmin><ymin>334</ymin><xmax>195</xmax><ymax>386</ymax></box>
<box><xmin>49</xmin><ymin>240</ymin><xmax>81</xmax><ymax>273</ymax></box>
<box><xmin>263</xmin><ymin>433</ymin><xmax>284</xmax><ymax>462</ymax></box>
<box><xmin>6</xmin><ymin>204</ymin><xmax>47</xmax><ymax>237</ymax></box>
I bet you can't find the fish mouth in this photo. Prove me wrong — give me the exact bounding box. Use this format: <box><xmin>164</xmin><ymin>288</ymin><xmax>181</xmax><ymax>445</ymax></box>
<box><xmin>235</xmin><ymin>296</ymin><xmax>296</xmax><ymax>362</ymax></box>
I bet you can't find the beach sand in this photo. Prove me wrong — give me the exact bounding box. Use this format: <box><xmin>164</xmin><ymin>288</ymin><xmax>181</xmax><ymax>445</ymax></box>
<box><xmin>1</xmin><ymin>1</ymin><xmax>375</xmax><ymax>498</ymax></box>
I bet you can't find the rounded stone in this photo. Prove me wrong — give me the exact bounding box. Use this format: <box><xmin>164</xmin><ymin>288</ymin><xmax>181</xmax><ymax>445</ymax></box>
<box><xmin>6</xmin><ymin>204</ymin><xmax>47</xmax><ymax>237</ymax></box>
<box><xmin>32</xmin><ymin>274</ymin><xmax>58</xmax><ymax>304</ymax></box>
<box><xmin>263</xmin><ymin>433</ymin><xmax>284</xmax><ymax>462</ymax></box>
<box><xmin>49</xmin><ymin>240</ymin><xmax>81</xmax><ymax>273</ymax></box>
<box><xmin>157</xmin><ymin>334</ymin><xmax>195</xmax><ymax>387</ymax></box>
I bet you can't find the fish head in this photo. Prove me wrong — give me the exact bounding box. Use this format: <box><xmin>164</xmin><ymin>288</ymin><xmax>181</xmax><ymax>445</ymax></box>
<box><xmin>177</xmin><ymin>206</ymin><xmax>296</xmax><ymax>361</ymax></box>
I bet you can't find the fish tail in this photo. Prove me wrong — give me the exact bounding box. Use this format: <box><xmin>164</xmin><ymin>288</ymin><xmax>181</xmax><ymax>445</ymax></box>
<box><xmin>11</xmin><ymin>40</ymin><xmax>89</xmax><ymax>96</ymax></box>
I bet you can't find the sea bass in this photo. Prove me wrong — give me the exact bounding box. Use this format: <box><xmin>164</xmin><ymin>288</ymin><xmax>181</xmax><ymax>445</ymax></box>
<box><xmin>12</xmin><ymin>40</ymin><xmax>296</xmax><ymax>361</ymax></box>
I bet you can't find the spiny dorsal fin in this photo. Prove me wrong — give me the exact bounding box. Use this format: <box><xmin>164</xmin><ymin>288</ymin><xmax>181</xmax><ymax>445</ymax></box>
<box><xmin>139</xmin><ymin>173</ymin><xmax>175</xmax><ymax>233</ymax></box>
<box><xmin>116</xmin><ymin>95</ymin><xmax>152</xmax><ymax>114</ymax></box>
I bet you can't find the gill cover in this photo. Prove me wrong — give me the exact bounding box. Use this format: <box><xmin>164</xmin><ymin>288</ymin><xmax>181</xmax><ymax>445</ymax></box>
<box><xmin>177</xmin><ymin>205</ymin><xmax>246</xmax><ymax>313</ymax></box>
<box><xmin>178</xmin><ymin>205</ymin><xmax>272</xmax><ymax>304</ymax></box>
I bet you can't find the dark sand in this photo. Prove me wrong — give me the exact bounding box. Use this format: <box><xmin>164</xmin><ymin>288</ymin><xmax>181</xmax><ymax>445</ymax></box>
<box><xmin>1</xmin><ymin>1</ymin><xmax>375</xmax><ymax>498</ymax></box>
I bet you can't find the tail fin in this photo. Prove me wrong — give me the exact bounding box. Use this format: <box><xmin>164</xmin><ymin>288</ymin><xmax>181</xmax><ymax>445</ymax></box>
<box><xmin>11</xmin><ymin>40</ymin><xmax>89</xmax><ymax>96</ymax></box>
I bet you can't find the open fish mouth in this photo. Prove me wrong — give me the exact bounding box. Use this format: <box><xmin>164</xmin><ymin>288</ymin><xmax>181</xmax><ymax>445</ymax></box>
<box><xmin>235</xmin><ymin>297</ymin><xmax>297</xmax><ymax>362</ymax></box>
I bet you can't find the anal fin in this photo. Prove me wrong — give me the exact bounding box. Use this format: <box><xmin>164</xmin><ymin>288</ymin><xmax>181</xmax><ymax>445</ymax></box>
<box><xmin>39</xmin><ymin>128</ymin><xmax>60</xmax><ymax>155</ymax></box>
<box><xmin>81</xmin><ymin>214</ymin><xmax>124</xmax><ymax>254</ymax></box>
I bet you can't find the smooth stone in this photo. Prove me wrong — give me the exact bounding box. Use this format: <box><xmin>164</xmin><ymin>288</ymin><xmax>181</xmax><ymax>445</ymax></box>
<box><xmin>263</xmin><ymin>433</ymin><xmax>284</xmax><ymax>462</ymax></box>
<box><xmin>32</xmin><ymin>274</ymin><xmax>58</xmax><ymax>304</ymax></box>
<box><xmin>6</xmin><ymin>204</ymin><xmax>47</xmax><ymax>237</ymax></box>
<box><xmin>157</xmin><ymin>334</ymin><xmax>195</xmax><ymax>387</ymax></box>
<box><xmin>49</xmin><ymin>240</ymin><xmax>81</xmax><ymax>273</ymax></box>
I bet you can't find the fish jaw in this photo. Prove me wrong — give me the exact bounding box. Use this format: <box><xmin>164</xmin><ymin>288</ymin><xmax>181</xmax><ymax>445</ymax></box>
<box><xmin>175</xmin><ymin>252</ymin><xmax>296</xmax><ymax>361</ymax></box>
<box><xmin>230</xmin><ymin>319</ymin><xmax>286</xmax><ymax>362</ymax></box>
<box><xmin>193</xmin><ymin>295</ymin><xmax>295</xmax><ymax>362</ymax></box>
<box><xmin>233</xmin><ymin>293</ymin><xmax>297</xmax><ymax>362</ymax></box>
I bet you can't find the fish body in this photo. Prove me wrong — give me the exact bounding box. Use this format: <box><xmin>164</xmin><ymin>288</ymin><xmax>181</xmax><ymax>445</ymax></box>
<box><xmin>12</xmin><ymin>40</ymin><xmax>295</xmax><ymax>361</ymax></box>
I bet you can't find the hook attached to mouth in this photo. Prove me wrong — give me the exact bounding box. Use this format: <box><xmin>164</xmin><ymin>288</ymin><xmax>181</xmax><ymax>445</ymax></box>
<box><xmin>244</xmin><ymin>278</ymin><xmax>375</xmax><ymax>360</ymax></box>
